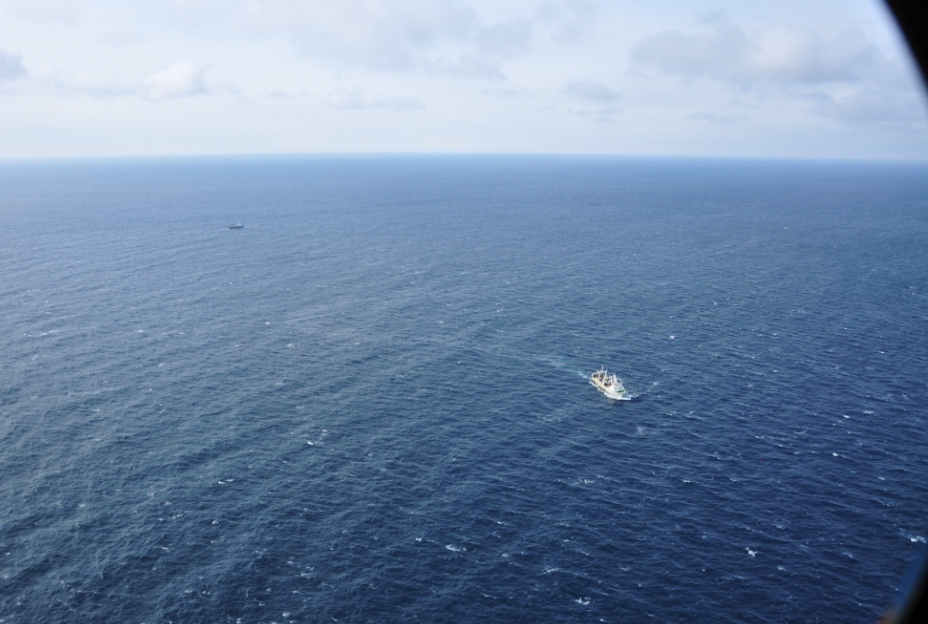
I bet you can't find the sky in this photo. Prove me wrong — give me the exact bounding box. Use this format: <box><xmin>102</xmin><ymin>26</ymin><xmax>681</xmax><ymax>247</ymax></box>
<box><xmin>1</xmin><ymin>0</ymin><xmax>927</xmax><ymax>159</ymax></box>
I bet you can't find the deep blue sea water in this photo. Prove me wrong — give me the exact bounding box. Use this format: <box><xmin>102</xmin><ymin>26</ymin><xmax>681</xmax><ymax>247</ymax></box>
<box><xmin>1</xmin><ymin>155</ymin><xmax>928</xmax><ymax>623</ymax></box>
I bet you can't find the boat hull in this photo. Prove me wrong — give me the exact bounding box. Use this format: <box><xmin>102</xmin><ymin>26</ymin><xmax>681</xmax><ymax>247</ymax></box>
<box><xmin>590</xmin><ymin>378</ymin><xmax>626</xmax><ymax>400</ymax></box>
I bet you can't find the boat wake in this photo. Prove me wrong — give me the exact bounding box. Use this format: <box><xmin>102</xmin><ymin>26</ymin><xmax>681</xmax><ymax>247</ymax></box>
<box><xmin>533</xmin><ymin>356</ymin><xmax>638</xmax><ymax>400</ymax></box>
<box><xmin>599</xmin><ymin>390</ymin><xmax>634</xmax><ymax>401</ymax></box>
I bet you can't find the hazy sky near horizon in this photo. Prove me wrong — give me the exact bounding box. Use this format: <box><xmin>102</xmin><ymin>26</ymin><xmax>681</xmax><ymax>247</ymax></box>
<box><xmin>1</xmin><ymin>0</ymin><xmax>927</xmax><ymax>159</ymax></box>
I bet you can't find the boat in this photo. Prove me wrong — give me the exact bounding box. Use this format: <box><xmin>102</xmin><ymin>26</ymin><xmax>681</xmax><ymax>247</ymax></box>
<box><xmin>228</xmin><ymin>223</ymin><xmax>244</xmax><ymax>229</ymax></box>
<box><xmin>590</xmin><ymin>368</ymin><xmax>626</xmax><ymax>399</ymax></box>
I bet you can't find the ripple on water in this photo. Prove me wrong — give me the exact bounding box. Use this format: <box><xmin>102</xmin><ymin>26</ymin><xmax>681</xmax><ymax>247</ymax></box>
<box><xmin>0</xmin><ymin>157</ymin><xmax>927</xmax><ymax>622</ymax></box>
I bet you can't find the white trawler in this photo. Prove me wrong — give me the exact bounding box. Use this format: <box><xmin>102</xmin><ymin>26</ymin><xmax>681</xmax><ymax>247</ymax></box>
<box><xmin>590</xmin><ymin>368</ymin><xmax>626</xmax><ymax>400</ymax></box>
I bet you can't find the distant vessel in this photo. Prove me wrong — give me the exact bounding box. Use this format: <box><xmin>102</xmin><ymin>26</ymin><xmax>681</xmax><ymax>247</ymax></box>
<box><xmin>228</xmin><ymin>223</ymin><xmax>244</xmax><ymax>229</ymax></box>
<box><xmin>590</xmin><ymin>368</ymin><xmax>626</xmax><ymax>399</ymax></box>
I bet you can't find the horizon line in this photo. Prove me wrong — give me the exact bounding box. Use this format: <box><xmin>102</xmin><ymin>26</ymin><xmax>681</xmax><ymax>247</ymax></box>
<box><xmin>1</xmin><ymin>152</ymin><xmax>928</xmax><ymax>165</ymax></box>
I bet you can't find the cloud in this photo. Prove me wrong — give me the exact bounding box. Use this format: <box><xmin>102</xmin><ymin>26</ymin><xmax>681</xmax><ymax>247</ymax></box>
<box><xmin>44</xmin><ymin>61</ymin><xmax>224</xmax><ymax>101</ymax></box>
<box><xmin>240</xmin><ymin>0</ymin><xmax>532</xmax><ymax>77</ymax></box>
<box><xmin>630</xmin><ymin>18</ymin><xmax>881</xmax><ymax>87</ymax></box>
<box><xmin>630</xmin><ymin>14</ymin><xmax>926</xmax><ymax>127</ymax></box>
<box><xmin>472</xmin><ymin>18</ymin><xmax>533</xmax><ymax>59</ymax></box>
<box><xmin>96</xmin><ymin>31</ymin><xmax>147</xmax><ymax>48</ymax></box>
<box><xmin>266</xmin><ymin>89</ymin><xmax>308</xmax><ymax>99</ymax></box>
<box><xmin>60</xmin><ymin>74</ymin><xmax>137</xmax><ymax>98</ymax></box>
<box><xmin>536</xmin><ymin>0</ymin><xmax>597</xmax><ymax>44</ymax></box>
<box><xmin>570</xmin><ymin>105</ymin><xmax>620</xmax><ymax>122</ymax></box>
<box><xmin>322</xmin><ymin>85</ymin><xmax>425</xmax><ymax>111</ymax></box>
<box><xmin>630</xmin><ymin>20</ymin><xmax>751</xmax><ymax>82</ymax></box>
<box><xmin>686</xmin><ymin>110</ymin><xmax>750</xmax><ymax>125</ymax></box>
<box><xmin>143</xmin><ymin>62</ymin><xmax>207</xmax><ymax>100</ymax></box>
<box><xmin>0</xmin><ymin>0</ymin><xmax>78</xmax><ymax>23</ymax></box>
<box><xmin>563</xmin><ymin>79</ymin><xmax>619</xmax><ymax>102</ymax></box>
<box><xmin>810</xmin><ymin>88</ymin><xmax>927</xmax><ymax>126</ymax></box>
<box><xmin>0</xmin><ymin>49</ymin><xmax>27</xmax><ymax>81</ymax></box>
<box><xmin>430</xmin><ymin>54</ymin><xmax>506</xmax><ymax>80</ymax></box>
<box><xmin>482</xmin><ymin>86</ymin><xmax>532</xmax><ymax>98</ymax></box>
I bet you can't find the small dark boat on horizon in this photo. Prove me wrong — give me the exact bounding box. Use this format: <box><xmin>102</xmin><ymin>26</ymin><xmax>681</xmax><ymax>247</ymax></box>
<box><xmin>228</xmin><ymin>223</ymin><xmax>244</xmax><ymax>229</ymax></box>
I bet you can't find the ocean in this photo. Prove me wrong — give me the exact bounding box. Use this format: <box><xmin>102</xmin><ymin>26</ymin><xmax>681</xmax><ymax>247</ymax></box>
<box><xmin>1</xmin><ymin>155</ymin><xmax>927</xmax><ymax>623</ymax></box>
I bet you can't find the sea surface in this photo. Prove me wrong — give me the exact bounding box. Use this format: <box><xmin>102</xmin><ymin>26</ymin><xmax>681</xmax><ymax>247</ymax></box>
<box><xmin>1</xmin><ymin>155</ymin><xmax>927</xmax><ymax>623</ymax></box>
